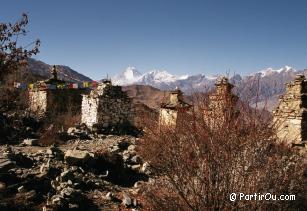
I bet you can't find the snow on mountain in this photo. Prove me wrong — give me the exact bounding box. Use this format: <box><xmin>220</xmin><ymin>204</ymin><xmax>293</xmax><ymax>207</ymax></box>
<box><xmin>111</xmin><ymin>65</ymin><xmax>303</xmax><ymax>99</ymax></box>
<box><xmin>257</xmin><ymin>66</ymin><xmax>295</xmax><ymax>77</ymax></box>
<box><xmin>139</xmin><ymin>69</ymin><xmax>177</xmax><ymax>84</ymax></box>
<box><xmin>112</xmin><ymin>66</ymin><xmax>220</xmax><ymax>91</ymax></box>
<box><xmin>112</xmin><ymin>66</ymin><xmax>142</xmax><ymax>85</ymax></box>
<box><xmin>179</xmin><ymin>75</ymin><xmax>189</xmax><ymax>80</ymax></box>
<box><xmin>108</xmin><ymin>65</ymin><xmax>307</xmax><ymax>111</ymax></box>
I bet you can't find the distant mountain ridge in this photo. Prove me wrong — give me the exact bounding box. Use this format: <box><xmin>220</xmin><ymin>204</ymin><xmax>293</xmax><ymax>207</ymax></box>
<box><xmin>110</xmin><ymin>65</ymin><xmax>307</xmax><ymax>110</ymax></box>
<box><xmin>27</xmin><ymin>59</ymin><xmax>92</xmax><ymax>82</ymax></box>
<box><xmin>111</xmin><ymin>66</ymin><xmax>218</xmax><ymax>91</ymax></box>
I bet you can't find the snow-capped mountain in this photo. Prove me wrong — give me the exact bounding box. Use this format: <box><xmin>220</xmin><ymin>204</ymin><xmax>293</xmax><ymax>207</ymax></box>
<box><xmin>139</xmin><ymin>69</ymin><xmax>177</xmax><ymax>84</ymax></box>
<box><xmin>112</xmin><ymin>68</ymin><xmax>178</xmax><ymax>86</ymax></box>
<box><xmin>112</xmin><ymin>67</ymin><xmax>219</xmax><ymax>91</ymax></box>
<box><xmin>109</xmin><ymin>65</ymin><xmax>307</xmax><ymax>110</ymax></box>
<box><xmin>112</xmin><ymin>66</ymin><xmax>142</xmax><ymax>85</ymax></box>
<box><xmin>111</xmin><ymin>66</ymin><xmax>303</xmax><ymax>93</ymax></box>
<box><xmin>256</xmin><ymin>66</ymin><xmax>295</xmax><ymax>77</ymax></box>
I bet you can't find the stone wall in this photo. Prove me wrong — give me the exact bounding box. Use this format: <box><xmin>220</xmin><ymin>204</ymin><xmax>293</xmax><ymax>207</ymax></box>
<box><xmin>29</xmin><ymin>90</ymin><xmax>47</xmax><ymax>117</ymax></box>
<box><xmin>81</xmin><ymin>82</ymin><xmax>134</xmax><ymax>128</ymax></box>
<box><xmin>159</xmin><ymin>108</ymin><xmax>178</xmax><ymax>127</ymax></box>
<box><xmin>128</xmin><ymin>102</ymin><xmax>158</xmax><ymax>129</ymax></box>
<box><xmin>81</xmin><ymin>95</ymin><xmax>99</xmax><ymax>127</ymax></box>
<box><xmin>273</xmin><ymin>74</ymin><xmax>307</xmax><ymax>145</ymax></box>
<box><xmin>28</xmin><ymin>89</ymin><xmax>84</xmax><ymax>118</ymax></box>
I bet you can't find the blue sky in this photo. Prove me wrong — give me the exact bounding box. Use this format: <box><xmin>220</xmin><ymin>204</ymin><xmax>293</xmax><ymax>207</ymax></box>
<box><xmin>1</xmin><ymin>0</ymin><xmax>307</xmax><ymax>79</ymax></box>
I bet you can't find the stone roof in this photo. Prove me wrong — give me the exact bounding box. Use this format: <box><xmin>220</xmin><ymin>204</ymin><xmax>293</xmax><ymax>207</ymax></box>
<box><xmin>160</xmin><ymin>89</ymin><xmax>191</xmax><ymax>109</ymax></box>
<box><xmin>205</xmin><ymin>76</ymin><xmax>239</xmax><ymax>112</ymax></box>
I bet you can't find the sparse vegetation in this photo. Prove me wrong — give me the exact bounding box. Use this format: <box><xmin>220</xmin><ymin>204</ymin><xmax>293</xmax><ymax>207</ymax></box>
<box><xmin>138</xmin><ymin>95</ymin><xmax>306</xmax><ymax>210</ymax></box>
<box><xmin>0</xmin><ymin>13</ymin><xmax>40</xmax><ymax>124</ymax></box>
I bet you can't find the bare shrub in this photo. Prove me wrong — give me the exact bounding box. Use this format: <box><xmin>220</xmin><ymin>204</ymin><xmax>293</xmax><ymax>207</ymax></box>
<box><xmin>39</xmin><ymin>112</ymin><xmax>80</xmax><ymax>146</ymax></box>
<box><xmin>138</xmin><ymin>96</ymin><xmax>306</xmax><ymax>210</ymax></box>
<box><xmin>0</xmin><ymin>14</ymin><xmax>40</xmax><ymax>144</ymax></box>
<box><xmin>0</xmin><ymin>13</ymin><xmax>40</xmax><ymax>80</ymax></box>
<box><xmin>0</xmin><ymin>13</ymin><xmax>40</xmax><ymax>113</ymax></box>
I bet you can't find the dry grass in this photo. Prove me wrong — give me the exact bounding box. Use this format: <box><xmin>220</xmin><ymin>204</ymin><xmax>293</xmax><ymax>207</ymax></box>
<box><xmin>39</xmin><ymin>113</ymin><xmax>80</xmax><ymax>146</ymax></box>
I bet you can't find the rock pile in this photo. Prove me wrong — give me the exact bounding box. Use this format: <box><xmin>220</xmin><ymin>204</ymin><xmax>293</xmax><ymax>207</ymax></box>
<box><xmin>0</xmin><ymin>111</ymin><xmax>40</xmax><ymax>144</ymax></box>
<box><xmin>0</xmin><ymin>134</ymin><xmax>150</xmax><ymax>210</ymax></box>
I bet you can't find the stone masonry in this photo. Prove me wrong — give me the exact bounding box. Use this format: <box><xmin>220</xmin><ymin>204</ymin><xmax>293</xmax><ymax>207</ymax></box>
<box><xmin>28</xmin><ymin>90</ymin><xmax>47</xmax><ymax>117</ymax></box>
<box><xmin>204</xmin><ymin>77</ymin><xmax>239</xmax><ymax>128</ymax></box>
<box><xmin>159</xmin><ymin>88</ymin><xmax>191</xmax><ymax>127</ymax></box>
<box><xmin>81</xmin><ymin>80</ymin><xmax>134</xmax><ymax>128</ymax></box>
<box><xmin>273</xmin><ymin>74</ymin><xmax>307</xmax><ymax>145</ymax></box>
<box><xmin>28</xmin><ymin>66</ymin><xmax>85</xmax><ymax>118</ymax></box>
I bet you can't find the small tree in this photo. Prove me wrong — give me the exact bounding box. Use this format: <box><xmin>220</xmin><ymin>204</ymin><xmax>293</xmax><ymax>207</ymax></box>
<box><xmin>0</xmin><ymin>13</ymin><xmax>40</xmax><ymax>81</ymax></box>
<box><xmin>0</xmin><ymin>13</ymin><xmax>40</xmax><ymax>112</ymax></box>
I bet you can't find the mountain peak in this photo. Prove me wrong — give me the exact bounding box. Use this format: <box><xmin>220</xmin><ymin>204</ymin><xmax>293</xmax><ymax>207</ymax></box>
<box><xmin>123</xmin><ymin>66</ymin><xmax>142</xmax><ymax>80</ymax></box>
<box><xmin>144</xmin><ymin>69</ymin><xmax>177</xmax><ymax>82</ymax></box>
<box><xmin>112</xmin><ymin>66</ymin><xmax>142</xmax><ymax>85</ymax></box>
<box><xmin>284</xmin><ymin>65</ymin><xmax>293</xmax><ymax>71</ymax></box>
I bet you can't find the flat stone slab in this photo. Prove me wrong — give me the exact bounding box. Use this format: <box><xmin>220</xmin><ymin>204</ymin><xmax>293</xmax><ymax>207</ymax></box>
<box><xmin>64</xmin><ymin>150</ymin><xmax>90</xmax><ymax>165</ymax></box>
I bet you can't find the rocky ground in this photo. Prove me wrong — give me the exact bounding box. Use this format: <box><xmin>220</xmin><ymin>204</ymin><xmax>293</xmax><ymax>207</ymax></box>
<box><xmin>0</xmin><ymin>126</ymin><xmax>152</xmax><ymax>211</ymax></box>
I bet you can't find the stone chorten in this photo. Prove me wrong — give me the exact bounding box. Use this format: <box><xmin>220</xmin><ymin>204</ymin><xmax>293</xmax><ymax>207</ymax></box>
<box><xmin>204</xmin><ymin>77</ymin><xmax>239</xmax><ymax>127</ymax></box>
<box><xmin>81</xmin><ymin>80</ymin><xmax>134</xmax><ymax>128</ymax></box>
<box><xmin>28</xmin><ymin>65</ymin><xmax>83</xmax><ymax>117</ymax></box>
<box><xmin>159</xmin><ymin>88</ymin><xmax>191</xmax><ymax>127</ymax></box>
<box><xmin>273</xmin><ymin>74</ymin><xmax>307</xmax><ymax>145</ymax></box>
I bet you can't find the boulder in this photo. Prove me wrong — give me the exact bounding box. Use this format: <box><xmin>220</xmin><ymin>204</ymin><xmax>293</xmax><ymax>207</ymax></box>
<box><xmin>68</xmin><ymin>203</ymin><xmax>79</xmax><ymax>209</ymax></box>
<box><xmin>134</xmin><ymin>181</ymin><xmax>144</xmax><ymax>188</ymax></box>
<box><xmin>122</xmin><ymin>193</ymin><xmax>132</xmax><ymax>207</ymax></box>
<box><xmin>131</xmin><ymin>155</ymin><xmax>142</xmax><ymax>164</ymax></box>
<box><xmin>64</xmin><ymin>150</ymin><xmax>91</xmax><ymax>165</ymax></box>
<box><xmin>67</xmin><ymin>127</ymin><xmax>77</xmax><ymax>135</ymax></box>
<box><xmin>42</xmin><ymin>205</ymin><xmax>54</xmax><ymax>211</ymax></box>
<box><xmin>51</xmin><ymin>194</ymin><xmax>66</xmax><ymax>206</ymax></box>
<box><xmin>23</xmin><ymin>138</ymin><xmax>39</xmax><ymax>146</ymax></box>
<box><xmin>18</xmin><ymin>185</ymin><xmax>26</xmax><ymax>193</ymax></box>
<box><xmin>131</xmin><ymin>164</ymin><xmax>141</xmax><ymax>171</ymax></box>
<box><xmin>127</xmin><ymin>145</ymin><xmax>136</xmax><ymax>152</ymax></box>
<box><xmin>105</xmin><ymin>192</ymin><xmax>115</xmax><ymax>201</ymax></box>
<box><xmin>67</xmin><ymin>127</ymin><xmax>89</xmax><ymax>139</ymax></box>
<box><xmin>141</xmin><ymin>162</ymin><xmax>151</xmax><ymax>174</ymax></box>
<box><xmin>60</xmin><ymin>187</ymin><xmax>76</xmax><ymax>198</ymax></box>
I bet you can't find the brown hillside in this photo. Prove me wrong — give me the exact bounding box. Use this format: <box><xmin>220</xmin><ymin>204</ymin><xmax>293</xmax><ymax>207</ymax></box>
<box><xmin>123</xmin><ymin>85</ymin><xmax>170</xmax><ymax>109</ymax></box>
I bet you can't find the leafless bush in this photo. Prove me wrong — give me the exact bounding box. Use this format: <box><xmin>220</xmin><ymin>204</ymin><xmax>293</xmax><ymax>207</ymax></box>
<box><xmin>138</xmin><ymin>96</ymin><xmax>306</xmax><ymax>210</ymax></box>
<box><xmin>0</xmin><ymin>13</ymin><xmax>40</xmax><ymax>80</ymax></box>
